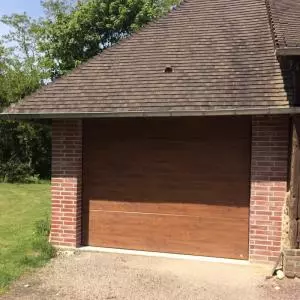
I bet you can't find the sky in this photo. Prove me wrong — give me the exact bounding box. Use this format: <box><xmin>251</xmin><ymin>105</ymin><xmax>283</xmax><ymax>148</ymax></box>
<box><xmin>0</xmin><ymin>0</ymin><xmax>44</xmax><ymax>35</ymax></box>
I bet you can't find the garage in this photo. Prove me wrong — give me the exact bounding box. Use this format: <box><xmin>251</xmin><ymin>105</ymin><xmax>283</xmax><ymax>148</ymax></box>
<box><xmin>82</xmin><ymin>116</ymin><xmax>251</xmax><ymax>260</ymax></box>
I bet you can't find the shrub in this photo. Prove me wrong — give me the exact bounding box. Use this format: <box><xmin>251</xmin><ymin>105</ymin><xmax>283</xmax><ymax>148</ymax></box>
<box><xmin>20</xmin><ymin>218</ymin><xmax>56</xmax><ymax>269</ymax></box>
<box><xmin>0</xmin><ymin>161</ymin><xmax>34</xmax><ymax>183</ymax></box>
<box><xmin>0</xmin><ymin>120</ymin><xmax>51</xmax><ymax>183</ymax></box>
<box><xmin>32</xmin><ymin>219</ymin><xmax>56</xmax><ymax>260</ymax></box>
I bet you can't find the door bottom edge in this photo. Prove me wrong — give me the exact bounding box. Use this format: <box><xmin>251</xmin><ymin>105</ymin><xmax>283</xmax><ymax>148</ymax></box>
<box><xmin>78</xmin><ymin>246</ymin><xmax>250</xmax><ymax>265</ymax></box>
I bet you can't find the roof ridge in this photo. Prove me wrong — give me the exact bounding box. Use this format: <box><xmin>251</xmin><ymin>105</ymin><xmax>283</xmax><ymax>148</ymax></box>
<box><xmin>266</xmin><ymin>0</ymin><xmax>300</xmax><ymax>50</ymax></box>
<box><xmin>265</xmin><ymin>0</ymin><xmax>279</xmax><ymax>48</ymax></box>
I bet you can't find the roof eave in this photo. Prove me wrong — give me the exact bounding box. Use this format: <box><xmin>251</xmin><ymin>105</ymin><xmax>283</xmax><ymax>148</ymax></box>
<box><xmin>275</xmin><ymin>47</ymin><xmax>300</xmax><ymax>56</ymax></box>
<box><xmin>1</xmin><ymin>107</ymin><xmax>300</xmax><ymax>120</ymax></box>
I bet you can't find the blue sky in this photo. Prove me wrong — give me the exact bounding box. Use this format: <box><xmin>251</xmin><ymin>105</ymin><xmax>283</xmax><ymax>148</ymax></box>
<box><xmin>0</xmin><ymin>0</ymin><xmax>44</xmax><ymax>35</ymax></box>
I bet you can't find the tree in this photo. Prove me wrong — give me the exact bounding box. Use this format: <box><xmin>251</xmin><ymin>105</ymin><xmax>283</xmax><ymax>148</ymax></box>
<box><xmin>0</xmin><ymin>57</ymin><xmax>43</xmax><ymax>108</ymax></box>
<box><xmin>0</xmin><ymin>14</ymin><xmax>51</xmax><ymax>182</ymax></box>
<box><xmin>0</xmin><ymin>42</ymin><xmax>9</xmax><ymax>108</ymax></box>
<box><xmin>41</xmin><ymin>0</ymin><xmax>78</xmax><ymax>19</ymax></box>
<box><xmin>1</xmin><ymin>13</ymin><xmax>38</xmax><ymax>60</ymax></box>
<box><xmin>0</xmin><ymin>13</ymin><xmax>50</xmax><ymax>107</ymax></box>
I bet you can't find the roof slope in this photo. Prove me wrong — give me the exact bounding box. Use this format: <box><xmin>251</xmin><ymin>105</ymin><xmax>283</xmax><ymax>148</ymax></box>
<box><xmin>4</xmin><ymin>0</ymin><xmax>290</xmax><ymax>116</ymax></box>
<box><xmin>268</xmin><ymin>0</ymin><xmax>300</xmax><ymax>48</ymax></box>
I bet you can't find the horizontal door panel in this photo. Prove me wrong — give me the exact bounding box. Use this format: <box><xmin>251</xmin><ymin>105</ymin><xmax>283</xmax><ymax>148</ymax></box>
<box><xmin>87</xmin><ymin>210</ymin><xmax>249</xmax><ymax>259</ymax></box>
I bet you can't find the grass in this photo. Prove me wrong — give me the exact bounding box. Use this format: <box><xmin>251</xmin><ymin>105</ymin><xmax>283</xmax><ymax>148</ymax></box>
<box><xmin>0</xmin><ymin>183</ymin><xmax>54</xmax><ymax>293</ymax></box>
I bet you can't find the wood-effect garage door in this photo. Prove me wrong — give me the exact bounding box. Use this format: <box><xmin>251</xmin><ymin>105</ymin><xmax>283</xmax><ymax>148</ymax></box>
<box><xmin>83</xmin><ymin>117</ymin><xmax>251</xmax><ymax>259</ymax></box>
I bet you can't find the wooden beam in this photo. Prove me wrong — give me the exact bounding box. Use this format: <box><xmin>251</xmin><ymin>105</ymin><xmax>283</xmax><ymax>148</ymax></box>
<box><xmin>276</xmin><ymin>48</ymin><xmax>300</xmax><ymax>56</ymax></box>
<box><xmin>290</xmin><ymin>117</ymin><xmax>300</xmax><ymax>248</ymax></box>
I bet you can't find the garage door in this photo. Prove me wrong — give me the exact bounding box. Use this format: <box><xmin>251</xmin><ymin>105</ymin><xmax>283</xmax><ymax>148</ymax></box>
<box><xmin>82</xmin><ymin>117</ymin><xmax>251</xmax><ymax>259</ymax></box>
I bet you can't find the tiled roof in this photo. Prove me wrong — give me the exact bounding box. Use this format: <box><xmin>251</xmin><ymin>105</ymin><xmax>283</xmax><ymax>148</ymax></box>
<box><xmin>3</xmin><ymin>0</ymin><xmax>291</xmax><ymax>116</ymax></box>
<box><xmin>268</xmin><ymin>0</ymin><xmax>300</xmax><ymax>48</ymax></box>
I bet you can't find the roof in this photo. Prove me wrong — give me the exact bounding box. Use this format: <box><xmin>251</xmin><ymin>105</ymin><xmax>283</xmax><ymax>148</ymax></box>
<box><xmin>1</xmin><ymin>0</ymin><xmax>294</xmax><ymax>118</ymax></box>
<box><xmin>268</xmin><ymin>0</ymin><xmax>300</xmax><ymax>50</ymax></box>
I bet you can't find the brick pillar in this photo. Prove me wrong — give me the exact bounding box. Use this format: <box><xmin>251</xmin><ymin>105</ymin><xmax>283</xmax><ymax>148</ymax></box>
<box><xmin>51</xmin><ymin>119</ymin><xmax>82</xmax><ymax>247</ymax></box>
<box><xmin>249</xmin><ymin>116</ymin><xmax>289</xmax><ymax>262</ymax></box>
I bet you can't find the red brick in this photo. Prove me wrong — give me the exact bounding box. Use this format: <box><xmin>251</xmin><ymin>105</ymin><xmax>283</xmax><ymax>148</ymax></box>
<box><xmin>255</xmin><ymin>211</ymin><xmax>273</xmax><ymax>216</ymax></box>
<box><xmin>50</xmin><ymin>119</ymin><xmax>82</xmax><ymax>248</ymax></box>
<box><xmin>249</xmin><ymin>116</ymin><xmax>288</xmax><ymax>263</ymax></box>
<box><xmin>267</xmin><ymin>246</ymin><xmax>280</xmax><ymax>252</ymax></box>
<box><xmin>254</xmin><ymin>239</ymin><xmax>273</xmax><ymax>245</ymax></box>
<box><xmin>269</xmin><ymin>216</ymin><xmax>281</xmax><ymax>221</ymax></box>
<box><xmin>254</xmin><ymin>220</ymin><xmax>271</xmax><ymax>226</ymax></box>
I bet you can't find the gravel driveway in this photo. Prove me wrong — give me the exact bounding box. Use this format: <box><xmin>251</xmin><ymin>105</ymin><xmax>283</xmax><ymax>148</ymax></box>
<box><xmin>1</xmin><ymin>252</ymin><xmax>300</xmax><ymax>300</ymax></box>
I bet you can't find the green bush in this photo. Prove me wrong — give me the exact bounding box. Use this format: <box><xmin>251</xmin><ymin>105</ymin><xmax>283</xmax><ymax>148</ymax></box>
<box><xmin>32</xmin><ymin>219</ymin><xmax>56</xmax><ymax>260</ymax></box>
<box><xmin>0</xmin><ymin>120</ymin><xmax>51</xmax><ymax>183</ymax></box>
<box><xmin>20</xmin><ymin>218</ymin><xmax>56</xmax><ymax>269</ymax></box>
<box><xmin>34</xmin><ymin>219</ymin><xmax>51</xmax><ymax>236</ymax></box>
<box><xmin>0</xmin><ymin>161</ymin><xmax>34</xmax><ymax>183</ymax></box>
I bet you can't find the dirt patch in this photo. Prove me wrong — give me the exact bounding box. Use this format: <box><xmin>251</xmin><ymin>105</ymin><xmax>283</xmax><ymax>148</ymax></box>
<box><xmin>1</xmin><ymin>252</ymin><xmax>300</xmax><ymax>300</ymax></box>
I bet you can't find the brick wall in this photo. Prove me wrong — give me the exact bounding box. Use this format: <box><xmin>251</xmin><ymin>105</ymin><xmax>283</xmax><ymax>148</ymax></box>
<box><xmin>283</xmin><ymin>249</ymin><xmax>300</xmax><ymax>278</ymax></box>
<box><xmin>51</xmin><ymin>119</ymin><xmax>82</xmax><ymax>247</ymax></box>
<box><xmin>249</xmin><ymin>116</ymin><xmax>289</xmax><ymax>262</ymax></box>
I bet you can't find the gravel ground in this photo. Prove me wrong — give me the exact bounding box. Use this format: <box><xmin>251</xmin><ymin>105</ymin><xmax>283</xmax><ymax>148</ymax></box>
<box><xmin>1</xmin><ymin>252</ymin><xmax>300</xmax><ymax>300</ymax></box>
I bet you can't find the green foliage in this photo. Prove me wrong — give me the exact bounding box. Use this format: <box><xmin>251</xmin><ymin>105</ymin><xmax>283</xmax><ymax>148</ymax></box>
<box><xmin>0</xmin><ymin>58</ymin><xmax>44</xmax><ymax>108</ymax></box>
<box><xmin>34</xmin><ymin>218</ymin><xmax>51</xmax><ymax>236</ymax></box>
<box><xmin>1</xmin><ymin>13</ymin><xmax>37</xmax><ymax>59</ymax></box>
<box><xmin>0</xmin><ymin>13</ymin><xmax>50</xmax><ymax>107</ymax></box>
<box><xmin>0</xmin><ymin>13</ymin><xmax>51</xmax><ymax>183</ymax></box>
<box><xmin>0</xmin><ymin>161</ymin><xmax>33</xmax><ymax>183</ymax></box>
<box><xmin>17</xmin><ymin>218</ymin><xmax>55</xmax><ymax>278</ymax></box>
<box><xmin>0</xmin><ymin>120</ymin><xmax>51</xmax><ymax>183</ymax></box>
<box><xmin>24</xmin><ymin>218</ymin><xmax>56</xmax><ymax>265</ymax></box>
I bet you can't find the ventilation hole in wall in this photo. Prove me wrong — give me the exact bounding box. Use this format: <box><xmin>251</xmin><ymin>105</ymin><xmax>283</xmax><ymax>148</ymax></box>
<box><xmin>164</xmin><ymin>66</ymin><xmax>173</xmax><ymax>73</ymax></box>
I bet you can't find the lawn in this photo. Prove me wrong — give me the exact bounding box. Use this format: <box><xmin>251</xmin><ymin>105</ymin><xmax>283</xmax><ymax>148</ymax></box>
<box><xmin>0</xmin><ymin>183</ymin><xmax>51</xmax><ymax>293</ymax></box>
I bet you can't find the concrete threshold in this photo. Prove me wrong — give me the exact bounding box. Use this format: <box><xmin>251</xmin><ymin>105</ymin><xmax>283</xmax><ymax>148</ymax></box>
<box><xmin>78</xmin><ymin>246</ymin><xmax>250</xmax><ymax>266</ymax></box>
